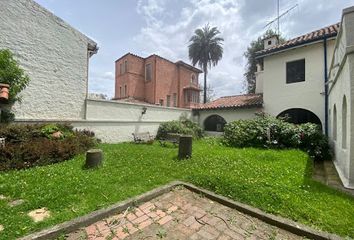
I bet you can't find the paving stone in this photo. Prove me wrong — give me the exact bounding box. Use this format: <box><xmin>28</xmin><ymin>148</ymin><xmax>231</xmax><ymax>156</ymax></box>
<box><xmin>8</xmin><ymin>199</ymin><xmax>25</xmax><ymax>207</ymax></box>
<box><xmin>27</xmin><ymin>207</ymin><xmax>51</xmax><ymax>222</ymax></box>
<box><xmin>65</xmin><ymin>188</ymin><xmax>303</xmax><ymax>240</ymax></box>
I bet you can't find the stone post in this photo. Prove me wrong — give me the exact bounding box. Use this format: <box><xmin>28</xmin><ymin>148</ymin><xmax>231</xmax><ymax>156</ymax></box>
<box><xmin>178</xmin><ymin>135</ymin><xmax>192</xmax><ymax>159</ymax></box>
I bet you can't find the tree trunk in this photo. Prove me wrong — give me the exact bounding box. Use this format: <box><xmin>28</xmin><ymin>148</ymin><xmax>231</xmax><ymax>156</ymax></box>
<box><xmin>203</xmin><ymin>66</ymin><xmax>208</xmax><ymax>104</ymax></box>
<box><xmin>85</xmin><ymin>149</ymin><xmax>103</xmax><ymax>168</ymax></box>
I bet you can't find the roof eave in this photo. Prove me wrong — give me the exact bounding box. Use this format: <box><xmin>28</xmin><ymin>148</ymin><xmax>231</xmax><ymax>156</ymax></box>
<box><xmin>195</xmin><ymin>104</ymin><xmax>263</xmax><ymax>111</ymax></box>
<box><xmin>255</xmin><ymin>34</ymin><xmax>337</xmax><ymax>59</ymax></box>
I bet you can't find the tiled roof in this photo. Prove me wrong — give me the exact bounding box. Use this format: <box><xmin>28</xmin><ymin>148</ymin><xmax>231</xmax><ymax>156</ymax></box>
<box><xmin>256</xmin><ymin>23</ymin><xmax>340</xmax><ymax>58</ymax></box>
<box><xmin>195</xmin><ymin>94</ymin><xmax>263</xmax><ymax>110</ymax></box>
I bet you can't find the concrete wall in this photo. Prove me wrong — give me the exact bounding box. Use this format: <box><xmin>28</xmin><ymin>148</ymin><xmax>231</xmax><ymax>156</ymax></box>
<box><xmin>262</xmin><ymin>39</ymin><xmax>335</xmax><ymax>129</ymax></box>
<box><xmin>0</xmin><ymin>0</ymin><xmax>96</xmax><ymax>120</ymax></box>
<box><xmin>328</xmin><ymin>6</ymin><xmax>354</xmax><ymax>188</ymax></box>
<box><xmin>82</xmin><ymin>99</ymin><xmax>192</xmax><ymax>142</ymax></box>
<box><xmin>197</xmin><ymin>108</ymin><xmax>261</xmax><ymax>129</ymax></box>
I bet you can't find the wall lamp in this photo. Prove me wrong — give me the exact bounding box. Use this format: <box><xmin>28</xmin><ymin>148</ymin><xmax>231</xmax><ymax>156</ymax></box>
<box><xmin>142</xmin><ymin>106</ymin><xmax>147</xmax><ymax>115</ymax></box>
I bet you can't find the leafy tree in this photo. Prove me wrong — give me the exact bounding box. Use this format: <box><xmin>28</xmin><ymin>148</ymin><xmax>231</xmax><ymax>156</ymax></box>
<box><xmin>244</xmin><ymin>30</ymin><xmax>285</xmax><ymax>93</ymax></box>
<box><xmin>188</xmin><ymin>25</ymin><xmax>224</xmax><ymax>103</ymax></box>
<box><xmin>0</xmin><ymin>49</ymin><xmax>30</xmax><ymax>122</ymax></box>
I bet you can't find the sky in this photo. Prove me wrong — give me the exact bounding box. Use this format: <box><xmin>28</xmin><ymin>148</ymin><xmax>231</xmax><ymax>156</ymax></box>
<box><xmin>34</xmin><ymin>0</ymin><xmax>354</xmax><ymax>99</ymax></box>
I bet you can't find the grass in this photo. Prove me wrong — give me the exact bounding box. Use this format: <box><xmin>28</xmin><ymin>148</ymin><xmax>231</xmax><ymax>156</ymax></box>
<box><xmin>0</xmin><ymin>139</ymin><xmax>353</xmax><ymax>239</ymax></box>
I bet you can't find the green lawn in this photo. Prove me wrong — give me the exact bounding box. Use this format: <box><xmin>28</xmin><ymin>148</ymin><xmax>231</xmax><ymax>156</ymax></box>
<box><xmin>0</xmin><ymin>139</ymin><xmax>353</xmax><ymax>239</ymax></box>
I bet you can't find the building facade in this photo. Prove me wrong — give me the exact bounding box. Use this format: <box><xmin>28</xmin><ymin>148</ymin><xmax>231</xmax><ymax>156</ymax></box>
<box><xmin>114</xmin><ymin>53</ymin><xmax>202</xmax><ymax>109</ymax></box>
<box><xmin>0</xmin><ymin>0</ymin><xmax>98</xmax><ymax>120</ymax></box>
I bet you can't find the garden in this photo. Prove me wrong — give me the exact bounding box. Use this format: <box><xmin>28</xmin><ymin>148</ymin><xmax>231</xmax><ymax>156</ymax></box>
<box><xmin>0</xmin><ymin>117</ymin><xmax>354</xmax><ymax>239</ymax></box>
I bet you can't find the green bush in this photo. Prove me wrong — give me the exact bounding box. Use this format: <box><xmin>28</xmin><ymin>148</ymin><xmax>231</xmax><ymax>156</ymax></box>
<box><xmin>223</xmin><ymin>115</ymin><xmax>330</xmax><ymax>160</ymax></box>
<box><xmin>156</xmin><ymin>118</ymin><xmax>203</xmax><ymax>139</ymax></box>
<box><xmin>0</xmin><ymin>123</ymin><xmax>97</xmax><ymax>171</ymax></box>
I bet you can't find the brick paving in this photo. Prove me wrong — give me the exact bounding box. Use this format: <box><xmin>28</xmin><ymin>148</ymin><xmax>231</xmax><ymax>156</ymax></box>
<box><xmin>66</xmin><ymin>187</ymin><xmax>305</xmax><ymax>239</ymax></box>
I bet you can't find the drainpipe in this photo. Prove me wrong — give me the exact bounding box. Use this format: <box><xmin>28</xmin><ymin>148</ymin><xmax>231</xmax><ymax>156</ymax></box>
<box><xmin>323</xmin><ymin>37</ymin><xmax>329</xmax><ymax>136</ymax></box>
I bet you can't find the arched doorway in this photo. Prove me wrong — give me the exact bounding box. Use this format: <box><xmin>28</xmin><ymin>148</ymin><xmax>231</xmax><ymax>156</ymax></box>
<box><xmin>204</xmin><ymin>115</ymin><xmax>227</xmax><ymax>132</ymax></box>
<box><xmin>277</xmin><ymin>108</ymin><xmax>322</xmax><ymax>128</ymax></box>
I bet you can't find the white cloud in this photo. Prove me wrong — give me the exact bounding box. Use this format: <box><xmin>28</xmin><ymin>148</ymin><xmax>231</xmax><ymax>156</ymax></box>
<box><xmin>88</xmin><ymin>70</ymin><xmax>115</xmax><ymax>98</ymax></box>
<box><xmin>135</xmin><ymin>0</ymin><xmax>248</xmax><ymax>97</ymax></box>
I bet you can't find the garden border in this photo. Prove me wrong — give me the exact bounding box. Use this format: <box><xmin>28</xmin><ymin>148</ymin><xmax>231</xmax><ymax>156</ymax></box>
<box><xmin>20</xmin><ymin>181</ymin><xmax>342</xmax><ymax>240</ymax></box>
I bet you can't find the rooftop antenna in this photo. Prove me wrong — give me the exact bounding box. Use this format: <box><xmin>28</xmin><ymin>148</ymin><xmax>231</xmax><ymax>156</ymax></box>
<box><xmin>264</xmin><ymin>1</ymin><xmax>298</xmax><ymax>34</ymax></box>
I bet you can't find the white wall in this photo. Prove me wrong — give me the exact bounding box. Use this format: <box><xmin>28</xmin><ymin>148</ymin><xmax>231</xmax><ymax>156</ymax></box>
<box><xmin>328</xmin><ymin>6</ymin><xmax>354</xmax><ymax>189</ymax></box>
<box><xmin>81</xmin><ymin>99</ymin><xmax>191</xmax><ymax>142</ymax></box>
<box><xmin>0</xmin><ymin>0</ymin><xmax>96</xmax><ymax>120</ymax></box>
<box><xmin>198</xmin><ymin>108</ymin><xmax>261</xmax><ymax>129</ymax></box>
<box><xmin>262</xmin><ymin>40</ymin><xmax>335</xmax><ymax>129</ymax></box>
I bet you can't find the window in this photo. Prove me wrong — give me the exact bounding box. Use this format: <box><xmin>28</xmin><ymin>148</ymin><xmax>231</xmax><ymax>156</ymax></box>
<box><xmin>191</xmin><ymin>74</ymin><xmax>197</xmax><ymax>85</ymax></box>
<box><xmin>159</xmin><ymin>99</ymin><xmax>164</xmax><ymax>106</ymax></box>
<box><xmin>145</xmin><ymin>64</ymin><xmax>152</xmax><ymax>81</ymax></box>
<box><xmin>286</xmin><ymin>59</ymin><xmax>305</xmax><ymax>84</ymax></box>
<box><xmin>173</xmin><ymin>93</ymin><xmax>177</xmax><ymax>107</ymax></box>
<box><xmin>119</xmin><ymin>87</ymin><xmax>122</xmax><ymax>98</ymax></box>
<box><xmin>333</xmin><ymin>105</ymin><xmax>337</xmax><ymax>141</ymax></box>
<box><xmin>342</xmin><ymin>96</ymin><xmax>347</xmax><ymax>149</ymax></box>
<box><xmin>124</xmin><ymin>85</ymin><xmax>127</xmax><ymax>97</ymax></box>
<box><xmin>268</xmin><ymin>40</ymin><xmax>272</xmax><ymax>45</ymax></box>
<box><xmin>124</xmin><ymin>60</ymin><xmax>128</xmax><ymax>73</ymax></box>
<box><xmin>120</xmin><ymin>60</ymin><xmax>128</xmax><ymax>75</ymax></box>
<box><xmin>166</xmin><ymin>95</ymin><xmax>171</xmax><ymax>107</ymax></box>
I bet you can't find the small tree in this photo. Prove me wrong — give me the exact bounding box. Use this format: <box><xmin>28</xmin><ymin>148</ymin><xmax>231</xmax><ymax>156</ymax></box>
<box><xmin>244</xmin><ymin>30</ymin><xmax>285</xmax><ymax>93</ymax></box>
<box><xmin>0</xmin><ymin>49</ymin><xmax>30</xmax><ymax>122</ymax></box>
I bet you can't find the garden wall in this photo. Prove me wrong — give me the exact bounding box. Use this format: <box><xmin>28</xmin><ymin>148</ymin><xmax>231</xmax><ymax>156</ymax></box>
<box><xmin>328</xmin><ymin>6</ymin><xmax>354</xmax><ymax>188</ymax></box>
<box><xmin>15</xmin><ymin>99</ymin><xmax>192</xmax><ymax>143</ymax></box>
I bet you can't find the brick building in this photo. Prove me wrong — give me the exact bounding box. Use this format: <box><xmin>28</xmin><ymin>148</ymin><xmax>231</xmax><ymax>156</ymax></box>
<box><xmin>114</xmin><ymin>53</ymin><xmax>202</xmax><ymax>109</ymax></box>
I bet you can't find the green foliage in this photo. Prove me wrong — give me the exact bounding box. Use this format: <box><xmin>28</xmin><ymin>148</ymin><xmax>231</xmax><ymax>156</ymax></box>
<box><xmin>156</xmin><ymin>118</ymin><xmax>203</xmax><ymax>139</ymax></box>
<box><xmin>223</xmin><ymin>115</ymin><xmax>330</xmax><ymax>160</ymax></box>
<box><xmin>244</xmin><ymin>30</ymin><xmax>285</xmax><ymax>93</ymax></box>
<box><xmin>0</xmin><ymin>124</ymin><xmax>97</xmax><ymax>170</ymax></box>
<box><xmin>0</xmin><ymin>109</ymin><xmax>15</xmax><ymax>123</ymax></box>
<box><xmin>0</xmin><ymin>49</ymin><xmax>30</xmax><ymax>103</ymax></box>
<box><xmin>0</xmin><ymin>49</ymin><xmax>30</xmax><ymax>123</ymax></box>
<box><xmin>0</xmin><ymin>141</ymin><xmax>353</xmax><ymax>239</ymax></box>
<box><xmin>188</xmin><ymin>24</ymin><xmax>224</xmax><ymax>103</ymax></box>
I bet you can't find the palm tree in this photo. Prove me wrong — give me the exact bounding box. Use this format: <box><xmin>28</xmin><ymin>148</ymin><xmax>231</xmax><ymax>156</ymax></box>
<box><xmin>188</xmin><ymin>24</ymin><xmax>224</xmax><ymax>103</ymax></box>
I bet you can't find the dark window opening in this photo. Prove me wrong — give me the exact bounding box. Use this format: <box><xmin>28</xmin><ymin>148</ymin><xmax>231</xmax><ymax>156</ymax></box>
<box><xmin>268</xmin><ymin>40</ymin><xmax>272</xmax><ymax>45</ymax></box>
<box><xmin>277</xmin><ymin>108</ymin><xmax>322</xmax><ymax>129</ymax></box>
<box><xmin>204</xmin><ymin>115</ymin><xmax>227</xmax><ymax>132</ymax></box>
<box><xmin>286</xmin><ymin>59</ymin><xmax>305</xmax><ymax>84</ymax></box>
<box><xmin>146</xmin><ymin>64</ymin><xmax>152</xmax><ymax>81</ymax></box>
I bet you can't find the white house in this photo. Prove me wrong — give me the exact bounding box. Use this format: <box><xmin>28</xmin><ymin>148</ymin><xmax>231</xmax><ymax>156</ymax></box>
<box><xmin>195</xmin><ymin>6</ymin><xmax>354</xmax><ymax>189</ymax></box>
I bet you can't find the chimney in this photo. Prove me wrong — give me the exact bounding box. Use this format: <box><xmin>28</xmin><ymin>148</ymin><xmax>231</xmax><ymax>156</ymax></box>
<box><xmin>263</xmin><ymin>35</ymin><xmax>279</xmax><ymax>50</ymax></box>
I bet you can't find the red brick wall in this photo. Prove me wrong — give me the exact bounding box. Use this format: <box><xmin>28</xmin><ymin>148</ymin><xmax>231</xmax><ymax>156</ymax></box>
<box><xmin>114</xmin><ymin>53</ymin><xmax>201</xmax><ymax>108</ymax></box>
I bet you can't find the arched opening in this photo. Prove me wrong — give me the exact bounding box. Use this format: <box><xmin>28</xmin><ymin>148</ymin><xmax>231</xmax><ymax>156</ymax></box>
<box><xmin>204</xmin><ymin>115</ymin><xmax>227</xmax><ymax>132</ymax></box>
<box><xmin>277</xmin><ymin>108</ymin><xmax>322</xmax><ymax>128</ymax></box>
<box><xmin>333</xmin><ymin>104</ymin><xmax>337</xmax><ymax>141</ymax></box>
<box><xmin>342</xmin><ymin>96</ymin><xmax>347</xmax><ymax>149</ymax></box>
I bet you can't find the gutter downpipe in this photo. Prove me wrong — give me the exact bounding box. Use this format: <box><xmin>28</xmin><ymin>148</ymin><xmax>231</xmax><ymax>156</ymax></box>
<box><xmin>324</xmin><ymin>37</ymin><xmax>329</xmax><ymax>136</ymax></box>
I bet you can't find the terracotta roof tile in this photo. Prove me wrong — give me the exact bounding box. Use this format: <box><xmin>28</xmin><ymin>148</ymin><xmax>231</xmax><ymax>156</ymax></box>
<box><xmin>256</xmin><ymin>23</ymin><xmax>340</xmax><ymax>58</ymax></box>
<box><xmin>195</xmin><ymin>94</ymin><xmax>263</xmax><ymax>110</ymax></box>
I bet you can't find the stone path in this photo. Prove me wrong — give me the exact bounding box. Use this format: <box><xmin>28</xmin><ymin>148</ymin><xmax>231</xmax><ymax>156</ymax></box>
<box><xmin>313</xmin><ymin>160</ymin><xmax>354</xmax><ymax>196</ymax></box>
<box><xmin>66</xmin><ymin>187</ymin><xmax>304</xmax><ymax>240</ymax></box>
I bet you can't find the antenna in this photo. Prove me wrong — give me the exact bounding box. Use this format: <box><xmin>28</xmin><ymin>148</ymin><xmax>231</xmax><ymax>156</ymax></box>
<box><xmin>264</xmin><ymin>2</ymin><xmax>298</xmax><ymax>34</ymax></box>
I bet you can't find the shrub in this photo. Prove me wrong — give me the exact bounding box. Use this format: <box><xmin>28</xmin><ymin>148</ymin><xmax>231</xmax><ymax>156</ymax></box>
<box><xmin>156</xmin><ymin>118</ymin><xmax>203</xmax><ymax>139</ymax></box>
<box><xmin>223</xmin><ymin>115</ymin><xmax>330</xmax><ymax>160</ymax></box>
<box><xmin>0</xmin><ymin>123</ymin><xmax>97</xmax><ymax>171</ymax></box>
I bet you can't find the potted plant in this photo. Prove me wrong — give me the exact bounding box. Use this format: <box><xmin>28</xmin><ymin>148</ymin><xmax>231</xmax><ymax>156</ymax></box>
<box><xmin>0</xmin><ymin>83</ymin><xmax>10</xmax><ymax>102</ymax></box>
